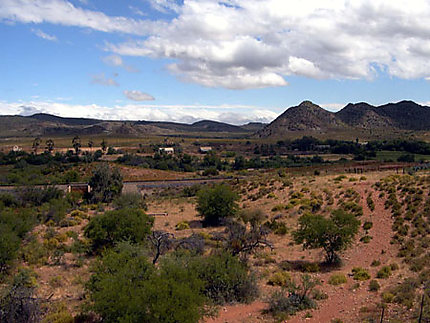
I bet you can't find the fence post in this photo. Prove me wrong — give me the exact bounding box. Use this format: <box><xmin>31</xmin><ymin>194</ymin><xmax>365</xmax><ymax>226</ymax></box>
<box><xmin>380</xmin><ymin>306</ymin><xmax>385</xmax><ymax>323</ymax></box>
<box><xmin>418</xmin><ymin>293</ymin><xmax>425</xmax><ymax>323</ymax></box>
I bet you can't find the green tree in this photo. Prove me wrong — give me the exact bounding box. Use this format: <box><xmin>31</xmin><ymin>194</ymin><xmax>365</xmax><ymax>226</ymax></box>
<box><xmin>293</xmin><ymin>209</ymin><xmax>360</xmax><ymax>263</ymax></box>
<box><xmin>72</xmin><ymin>136</ymin><xmax>81</xmax><ymax>155</ymax></box>
<box><xmin>87</xmin><ymin>139</ymin><xmax>94</xmax><ymax>151</ymax></box>
<box><xmin>84</xmin><ymin>208</ymin><xmax>153</xmax><ymax>253</ymax></box>
<box><xmin>86</xmin><ymin>243</ymin><xmax>205</xmax><ymax>323</ymax></box>
<box><xmin>196</xmin><ymin>184</ymin><xmax>239</xmax><ymax>226</ymax></box>
<box><xmin>87</xmin><ymin>163</ymin><xmax>123</xmax><ymax>203</ymax></box>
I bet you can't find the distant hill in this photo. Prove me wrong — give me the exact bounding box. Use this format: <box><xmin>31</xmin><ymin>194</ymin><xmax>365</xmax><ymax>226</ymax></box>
<box><xmin>0</xmin><ymin>113</ymin><xmax>252</xmax><ymax>137</ymax></box>
<box><xmin>240</xmin><ymin>122</ymin><xmax>266</xmax><ymax>132</ymax></box>
<box><xmin>256</xmin><ymin>101</ymin><xmax>346</xmax><ymax>137</ymax></box>
<box><xmin>2</xmin><ymin>100</ymin><xmax>430</xmax><ymax>139</ymax></box>
<box><xmin>257</xmin><ymin>100</ymin><xmax>430</xmax><ymax>138</ymax></box>
<box><xmin>30</xmin><ymin>113</ymin><xmax>102</xmax><ymax>126</ymax></box>
<box><xmin>191</xmin><ymin>120</ymin><xmax>245</xmax><ymax>132</ymax></box>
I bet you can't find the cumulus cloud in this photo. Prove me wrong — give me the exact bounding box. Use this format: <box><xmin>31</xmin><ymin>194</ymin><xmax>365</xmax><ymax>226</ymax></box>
<box><xmin>5</xmin><ymin>0</ymin><xmax>430</xmax><ymax>88</ymax></box>
<box><xmin>124</xmin><ymin>90</ymin><xmax>155</xmax><ymax>101</ymax></box>
<box><xmin>0</xmin><ymin>100</ymin><xmax>278</xmax><ymax>125</ymax></box>
<box><xmin>91</xmin><ymin>73</ymin><xmax>119</xmax><ymax>86</ymax></box>
<box><xmin>105</xmin><ymin>0</ymin><xmax>430</xmax><ymax>88</ymax></box>
<box><xmin>31</xmin><ymin>28</ymin><xmax>57</xmax><ymax>41</ymax></box>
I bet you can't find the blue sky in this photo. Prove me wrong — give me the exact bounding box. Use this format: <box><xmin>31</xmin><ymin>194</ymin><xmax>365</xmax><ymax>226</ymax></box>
<box><xmin>1</xmin><ymin>0</ymin><xmax>430</xmax><ymax>124</ymax></box>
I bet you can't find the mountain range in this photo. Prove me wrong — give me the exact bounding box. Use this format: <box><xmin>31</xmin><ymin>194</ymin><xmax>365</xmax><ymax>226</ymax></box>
<box><xmin>1</xmin><ymin>100</ymin><xmax>429</xmax><ymax>138</ymax></box>
<box><xmin>256</xmin><ymin>100</ymin><xmax>430</xmax><ymax>138</ymax></box>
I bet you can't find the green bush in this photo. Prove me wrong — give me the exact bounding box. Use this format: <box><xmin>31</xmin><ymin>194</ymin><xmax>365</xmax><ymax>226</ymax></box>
<box><xmin>84</xmin><ymin>208</ymin><xmax>153</xmax><ymax>253</ymax></box>
<box><xmin>352</xmin><ymin>267</ymin><xmax>370</xmax><ymax>281</ymax></box>
<box><xmin>267</xmin><ymin>275</ymin><xmax>319</xmax><ymax>319</ymax></box>
<box><xmin>112</xmin><ymin>192</ymin><xmax>146</xmax><ymax>210</ymax></box>
<box><xmin>363</xmin><ymin>221</ymin><xmax>373</xmax><ymax>231</ymax></box>
<box><xmin>368</xmin><ymin>280</ymin><xmax>380</xmax><ymax>292</ymax></box>
<box><xmin>267</xmin><ymin>271</ymin><xmax>291</xmax><ymax>287</ymax></box>
<box><xmin>382</xmin><ymin>292</ymin><xmax>395</xmax><ymax>303</ymax></box>
<box><xmin>376</xmin><ymin>266</ymin><xmax>392</xmax><ymax>279</ymax></box>
<box><xmin>196</xmin><ymin>184</ymin><xmax>239</xmax><ymax>226</ymax></box>
<box><xmin>41</xmin><ymin>302</ymin><xmax>73</xmax><ymax>323</ymax></box>
<box><xmin>86</xmin><ymin>242</ymin><xmax>206</xmax><ymax>323</ymax></box>
<box><xmin>328</xmin><ymin>273</ymin><xmax>347</xmax><ymax>286</ymax></box>
<box><xmin>189</xmin><ymin>252</ymin><xmax>258</xmax><ymax>305</ymax></box>
<box><xmin>371</xmin><ymin>260</ymin><xmax>381</xmax><ymax>267</ymax></box>
<box><xmin>0</xmin><ymin>226</ymin><xmax>20</xmax><ymax>273</ymax></box>
<box><xmin>175</xmin><ymin>221</ymin><xmax>190</xmax><ymax>231</ymax></box>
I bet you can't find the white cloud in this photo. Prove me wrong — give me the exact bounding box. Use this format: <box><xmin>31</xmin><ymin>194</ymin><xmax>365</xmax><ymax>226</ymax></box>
<box><xmin>31</xmin><ymin>28</ymin><xmax>57</xmax><ymax>41</ymax></box>
<box><xmin>0</xmin><ymin>100</ymin><xmax>278</xmax><ymax>125</ymax></box>
<box><xmin>102</xmin><ymin>54</ymin><xmax>123</xmax><ymax>67</ymax></box>
<box><xmin>147</xmin><ymin>0</ymin><xmax>180</xmax><ymax>13</ymax></box>
<box><xmin>91</xmin><ymin>73</ymin><xmax>119</xmax><ymax>86</ymax></box>
<box><xmin>102</xmin><ymin>55</ymin><xmax>139</xmax><ymax>72</ymax></box>
<box><xmin>0</xmin><ymin>0</ymin><xmax>161</xmax><ymax>36</ymax></box>
<box><xmin>124</xmin><ymin>90</ymin><xmax>155</xmax><ymax>101</ymax></box>
<box><xmin>5</xmin><ymin>0</ymin><xmax>430</xmax><ymax>88</ymax></box>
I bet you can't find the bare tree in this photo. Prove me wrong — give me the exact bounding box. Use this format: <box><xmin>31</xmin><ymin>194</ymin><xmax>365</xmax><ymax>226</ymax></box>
<box><xmin>88</xmin><ymin>139</ymin><xmax>94</xmax><ymax>152</ymax></box>
<box><xmin>45</xmin><ymin>139</ymin><xmax>54</xmax><ymax>153</ymax></box>
<box><xmin>32</xmin><ymin>137</ymin><xmax>41</xmax><ymax>155</ymax></box>
<box><xmin>0</xmin><ymin>285</ymin><xmax>40</xmax><ymax>323</ymax></box>
<box><xmin>175</xmin><ymin>233</ymin><xmax>205</xmax><ymax>255</ymax></box>
<box><xmin>225</xmin><ymin>220</ymin><xmax>273</xmax><ymax>259</ymax></box>
<box><xmin>100</xmin><ymin>139</ymin><xmax>107</xmax><ymax>154</ymax></box>
<box><xmin>72</xmin><ymin>136</ymin><xmax>81</xmax><ymax>155</ymax></box>
<box><xmin>148</xmin><ymin>231</ymin><xmax>175</xmax><ymax>264</ymax></box>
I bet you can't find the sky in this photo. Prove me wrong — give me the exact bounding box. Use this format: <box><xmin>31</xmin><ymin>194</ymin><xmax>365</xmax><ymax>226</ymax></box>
<box><xmin>1</xmin><ymin>0</ymin><xmax>430</xmax><ymax>124</ymax></box>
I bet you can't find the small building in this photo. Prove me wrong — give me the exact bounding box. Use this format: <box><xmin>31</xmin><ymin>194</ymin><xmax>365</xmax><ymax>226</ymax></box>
<box><xmin>67</xmin><ymin>183</ymin><xmax>91</xmax><ymax>194</ymax></box>
<box><xmin>159</xmin><ymin>147</ymin><xmax>174</xmax><ymax>155</ymax></box>
<box><xmin>199</xmin><ymin>146</ymin><xmax>212</xmax><ymax>153</ymax></box>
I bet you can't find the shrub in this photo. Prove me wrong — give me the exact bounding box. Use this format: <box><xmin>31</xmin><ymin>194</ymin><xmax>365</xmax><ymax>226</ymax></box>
<box><xmin>371</xmin><ymin>260</ymin><xmax>381</xmax><ymax>267</ymax></box>
<box><xmin>267</xmin><ymin>271</ymin><xmax>291</xmax><ymax>287</ymax></box>
<box><xmin>382</xmin><ymin>292</ymin><xmax>395</xmax><ymax>303</ymax></box>
<box><xmin>352</xmin><ymin>267</ymin><xmax>370</xmax><ymax>281</ymax></box>
<box><xmin>196</xmin><ymin>184</ymin><xmax>239</xmax><ymax>226</ymax></box>
<box><xmin>360</xmin><ymin>235</ymin><xmax>372</xmax><ymax>243</ymax></box>
<box><xmin>0</xmin><ymin>226</ymin><xmax>20</xmax><ymax>273</ymax></box>
<box><xmin>112</xmin><ymin>193</ymin><xmax>146</xmax><ymax>210</ymax></box>
<box><xmin>328</xmin><ymin>273</ymin><xmax>347</xmax><ymax>286</ymax></box>
<box><xmin>84</xmin><ymin>208</ymin><xmax>153</xmax><ymax>253</ymax></box>
<box><xmin>0</xmin><ymin>267</ymin><xmax>40</xmax><ymax>323</ymax></box>
<box><xmin>267</xmin><ymin>275</ymin><xmax>319</xmax><ymax>319</ymax></box>
<box><xmin>376</xmin><ymin>266</ymin><xmax>392</xmax><ymax>279</ymax></box>
<box><xmin>189</xmin><ymin>252</ymin><xmax>258</xmax><ymax>305</ymax></box>
<box><xmin>18</xmin><ymin>186</ymin><xmax>63</xmax><ymax>207</ymax></box>
<box><xmin>390</xmin><ymin>263</ymin><xmax>399</xmax><ymax>271</ymax></box>
<box><xmin>368</xmin><ymin>280</ymin><xmax>380</xmax><ymax>292</ymax></box>
<box><xmin>86</xmin><ymin>243</ymin><xmax>205</xmax><ymax>323</ymax></box>
<box><xmin>175</xmin><ymin>221</ymin><xmax>190</xmax><ymax>231</ymax></box>
<box><xmin>363</xmin><ymin>221</ymin><xmax>373</xmax><ymax>231</ymax></box>
<box><xmin>41</xmin><ymin>303</ymin><xmax>73</xmax><ymax>323</ymax></box>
